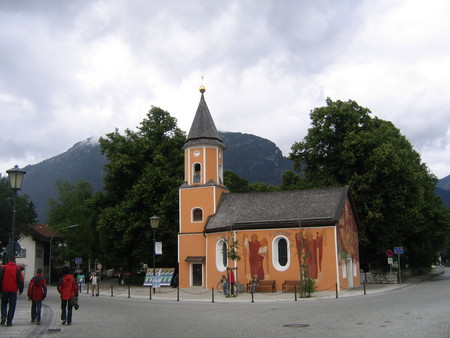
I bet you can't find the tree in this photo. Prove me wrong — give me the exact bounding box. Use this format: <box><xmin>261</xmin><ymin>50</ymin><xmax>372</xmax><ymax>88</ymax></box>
<box><xmin>95</xmin><ymin>106</ymin><xmax>185</xmax><ymax>270</ymax></box>
<box><xmin>290</xmin><ymin>98</ymin><xmax>450</xmax><ymax>270</ymax></box>
<box><xmin>46</xmin><ymin>179</ymin><xmax>97</xmax><ymax>270</ymax></box>
<box><xmin>0</xmin><ymin>176</ymin><xmax>37</xmax><ymax>249</ymax></box>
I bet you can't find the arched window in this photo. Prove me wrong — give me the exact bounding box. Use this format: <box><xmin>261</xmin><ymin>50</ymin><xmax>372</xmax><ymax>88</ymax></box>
<box><xmin>192</xmin><ymin>208</ymin><xmax>203</xmax><ymax>222</ymax></box>
<box><xmin>218</xmin><ymin>163</ymin><xmax>223</xmax><ymax>184</ymax></box>
<box><xmin>272</xmin><ymin>236</ymin><xmax>290</xmax><ymax>271</ymax></box>
<box><xmin>216</xmin><ymin>239</ymin><xmax>228</xmax><ymax>271</ymax></box>
<box><xmin>193</xmin><ymin>163</ymin><xmax>201</xmax><ymax>183</ymax></box>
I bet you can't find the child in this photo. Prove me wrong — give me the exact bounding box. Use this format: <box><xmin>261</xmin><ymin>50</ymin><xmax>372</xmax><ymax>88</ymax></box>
<box><xmin>219</xmin><ymin>275</ymin><xmax>227</xmax><ymax>296</ymax></box>
<box><xmin>27</xmin><ymin>268</ymin><xmax>47</xmax><ymax>325</ymax></box>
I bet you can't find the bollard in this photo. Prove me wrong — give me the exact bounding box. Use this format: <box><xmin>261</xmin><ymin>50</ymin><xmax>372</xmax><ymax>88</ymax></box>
<box><xmin>128</xmin><ymin>285</ymin><xmax>130</xmax><ymax>298</ymax></box>
<box><xmin>149</xmin><ymin>286</ymin><xmax>152</xmax><ymax>300</ymax></box>
<box><xmin>177</xmin><ymin>284</ymin><xmax>180</xmax><ymax>302</ymax></box>
<box><xmin>336</xmin><ymin>283</ymin><xmax>338</xmax><ymax>299</ymax></box>
<box><xmin>212</xmin><ymin>288</ymin><xmax>214</xmax><ymax>303</ymax></box>
<box><xmin>251</xmin><ymin>290</ymin><xmax>254</xmax><ymax>303</ymax></box>
<box><xmin>87</xmin><ymin>283</ymin><xmax>90</xmax><ymax>295</ymax></box>
<box><xmin>294</xmin><ymin>285</ymin><xmax>297</xmax><ymax>301</ymax></box>
<box><xmin>111</xmin><ymin>284</ymin><xmax>113</xmax><ymax>297</ymax></box>
<box><xmin>363</xmin><ymin>280</ymin><xmax>366</xmax><ymax>295</ymax></box>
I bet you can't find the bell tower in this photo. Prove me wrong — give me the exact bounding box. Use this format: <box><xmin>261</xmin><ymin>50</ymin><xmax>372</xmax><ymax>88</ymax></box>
<box><xmin>178</xmin><ymin>86</ymin><xmax>228</xmax><ymax>287</ymax></box>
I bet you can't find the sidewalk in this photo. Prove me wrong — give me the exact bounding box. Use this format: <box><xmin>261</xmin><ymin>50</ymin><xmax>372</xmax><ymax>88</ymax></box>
<box><xmin>4</xmin><ymin>266</ymin><xmax>444</xmax><ymax>336</ymax></box>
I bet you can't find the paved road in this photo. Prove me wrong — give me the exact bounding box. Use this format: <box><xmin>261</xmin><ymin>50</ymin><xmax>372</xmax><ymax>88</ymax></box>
<box><xmin>2</xmin><ymin>267</ymin><xmax>449</xmax><ymax>337</ymax></box>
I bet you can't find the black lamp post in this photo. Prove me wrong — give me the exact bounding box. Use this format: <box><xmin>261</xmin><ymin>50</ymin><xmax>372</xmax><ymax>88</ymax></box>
<box><xmin>149</xmin><ymin>215</ymin><xmax>160</xmax><ymax>292</ymax></box>
<box><xmin>6</xmin><ymin>165</ymin><xmax>26</xmax><ymax>259</ymax></box>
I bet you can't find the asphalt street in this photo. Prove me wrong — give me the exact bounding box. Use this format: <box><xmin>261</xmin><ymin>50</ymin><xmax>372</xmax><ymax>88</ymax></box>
<box><xmin>1</xmin><ymin>267</ymin><xmax>448</xmax><ymax>337</ymax></box>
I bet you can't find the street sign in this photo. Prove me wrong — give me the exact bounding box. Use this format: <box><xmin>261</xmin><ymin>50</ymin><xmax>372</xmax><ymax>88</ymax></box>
<box><xmin>394</xmin><ymin>247</ymin><xmax>404</xmax><ymax>254</ymax></box>
<box><xmin>97</xmin><ymin>264</ymin><xmax>102</xmax><ymax>270</ymax></box>
<box><xmin>387</xmin><ymin>257</ymin><xmax>393</xmax><ymax>265</ymax></box>
<box><xmin>6</xmin><ymin>242</ymin><xmax>21</xmax><ymax>256</ymax></box>
<box><xmin>386</xmin><ymin>249</ymin><xmax>394</xmax><ymax>257</ymax></box>
<box><xmin>74</xmin><ymin>257</ymin><xmax>83</xmax><ymax>264</ymax></box>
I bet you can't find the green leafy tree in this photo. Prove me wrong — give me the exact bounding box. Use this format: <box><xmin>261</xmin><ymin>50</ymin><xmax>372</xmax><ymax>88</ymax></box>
<box><xmin>0</xmin><ymin>176</ymin><xmax>37</xmax><ymax>249</ymax></box>
<box><xmin>96</xmin><ymin>106</ymin><xmax>185</xmax><ymax>270</ymax></box>
<box><xmin>290</xmin><ymin>98</ymin><xmax>450</xmax><ymax>270</ymax></box>
<box><xmin>47</xmin><ymin>179</ymin><xmax>97</xmax><ymax>270</ymax></box>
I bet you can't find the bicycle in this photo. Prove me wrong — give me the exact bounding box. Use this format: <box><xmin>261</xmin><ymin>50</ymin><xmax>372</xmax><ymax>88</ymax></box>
<box><xmin>216</xmin><ymin>282</ymin><xmax>237</xmax><ymax>296</ymax></box>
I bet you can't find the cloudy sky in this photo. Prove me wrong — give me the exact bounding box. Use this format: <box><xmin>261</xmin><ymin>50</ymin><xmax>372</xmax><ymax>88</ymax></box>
<box><xmin>1</xmin><ymin>0</ymin><xmax>449</xmax><ymax>180</ymax></box>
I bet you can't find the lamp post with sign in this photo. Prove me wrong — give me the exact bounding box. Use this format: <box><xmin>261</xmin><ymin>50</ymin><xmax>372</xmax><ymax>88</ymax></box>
<box><xmin>6</xmin><ymin>165</ymin><xmax>26</xmax><ymax>260</ymax></box>
<box><xmin>394</xmin><ymin>247</ymin><xmax>404</xmax><ymax>284</ymax></box>
<box><xmin>149</xmin><ymin>216</ymin><xmax>160</xmax><ymax>293</ymax></box>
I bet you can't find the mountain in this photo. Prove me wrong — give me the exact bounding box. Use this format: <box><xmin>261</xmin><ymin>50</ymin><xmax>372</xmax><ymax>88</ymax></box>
<box><xmin>437</xmin><ymin>175</ymin><xmax>450</xmax><ymax>190</ymax></box>
<box><xmin>21</xmin><ymin>132</ymin><xmax>294</xmax><ymax>222</ymax></box>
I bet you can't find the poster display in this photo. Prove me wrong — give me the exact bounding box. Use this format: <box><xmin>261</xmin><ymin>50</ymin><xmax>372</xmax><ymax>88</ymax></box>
<box><xmin>143</xmin><ymin>268</ymin><xmax>175</xmax><ymax>287</ymax></box>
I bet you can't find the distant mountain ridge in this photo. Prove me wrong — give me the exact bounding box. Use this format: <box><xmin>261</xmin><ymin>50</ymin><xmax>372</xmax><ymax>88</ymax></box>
<box><xmin>21</xmin><ymin>132</ymin><xmax>294</xmax><ymax>222</ymax></box>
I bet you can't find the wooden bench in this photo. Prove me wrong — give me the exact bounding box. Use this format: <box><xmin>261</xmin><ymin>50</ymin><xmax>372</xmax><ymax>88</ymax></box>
<box><xmin>282</xmin><ymin>280</ymin><xmax>300</xmax><ymax>292</ymax></box>
<box><xmin>247</xmin><ymin>280</ymin><xmax>276</xmax><ymax>293</ymax></box>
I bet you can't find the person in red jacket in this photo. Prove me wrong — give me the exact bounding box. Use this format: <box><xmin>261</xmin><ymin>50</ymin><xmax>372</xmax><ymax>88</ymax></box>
<box><xmin>0</xmin><ymin>256</ymin><xmax>24</xmax><ymax>327</ymax></box>
<box><xmin>27</xmin><ymin>268</ymin><xmax>47</xmax><ymax>325</ymax></box>
<box><xmin>57</xmin><ymin>266</ymin><xmax>78</xmax><ymax>326</ymax></box>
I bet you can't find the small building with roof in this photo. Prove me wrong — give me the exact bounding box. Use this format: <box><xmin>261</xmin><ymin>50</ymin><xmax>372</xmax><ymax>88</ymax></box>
<box><xmin>178</xmin><ymin>87</ymin><xmax>360</xmax><ymax>292</ymax></box>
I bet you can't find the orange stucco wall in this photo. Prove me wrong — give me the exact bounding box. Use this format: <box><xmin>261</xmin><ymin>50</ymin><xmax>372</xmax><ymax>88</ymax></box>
<box><xmin>204</xmin><ymin>227</ymin><xmax>341</xmax><ymax>292</ymax></box>
<box><xmin>337</xmin><ymin>198</ymin><xmax>361</xmax><ymax>289</ymax></box>
<box><xmin>184</xmin><ymin>146</ymin><xmax>223</xmax><ymax>185</ymax></box>
<box><xmin>178</xmin><ymin>233</ymin><xmax>206</xmax><ymax>288</ymax></box>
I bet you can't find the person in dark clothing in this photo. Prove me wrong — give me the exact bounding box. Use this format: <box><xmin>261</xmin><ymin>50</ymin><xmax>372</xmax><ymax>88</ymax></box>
<box><xmin>27</xmin><ymin>268</ymin><xmax>47</xmax><ymax>325</ymax></box>
<box><xmin>57</xmin><ymin>266</ymin><xmax>78</xmax><ymax>326</ymax></box>
<box><xmin>0</xmin><ymin>256</ymin><xmax>24</xmax><ymax>327</ymax></box>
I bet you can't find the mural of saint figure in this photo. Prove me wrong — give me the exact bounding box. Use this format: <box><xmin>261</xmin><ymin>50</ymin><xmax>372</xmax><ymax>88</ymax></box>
<box><xmin>295</xmin><ymin>230</ymin><xmax>325</xmax><ymax>280</ymax></box>
<box><xmin>244</xmin><ymin>234</ymin><xmax>267</xmax><ymax>280</ymax></box>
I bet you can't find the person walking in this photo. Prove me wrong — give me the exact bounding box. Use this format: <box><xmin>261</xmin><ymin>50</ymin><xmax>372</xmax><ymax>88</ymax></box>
<box><xmin>0</xmin><ymin>256</ymin><xmax>24</xmax><ymax>327</ymax></box>
<box><xmin>89</xmin><ymin>272</ymin><xmax>99</xmax><ymax>297</ymax></box>
<box><xmin>27</xmin><ymin>268</ymin><xmax>47</xmax><ymax>325</ymax></box>
<box><xmin>57</xmin><ymin>266</ymin><xmax>78</xmax><ymax>326</ymax></box>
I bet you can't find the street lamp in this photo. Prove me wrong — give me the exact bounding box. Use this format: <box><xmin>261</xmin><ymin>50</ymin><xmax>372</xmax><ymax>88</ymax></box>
<box><xmin>6</xmin><ymin>165</ymin><xmax>26</xmax><ymax>259</ymax></box>
<box><xmin>48</xmin><ymin>224</ymin><xmax>79</xmax><ymax>284</ymax></box>
<box><xmin>149</xmin><ymin>215</ymin><xmax>160</xmax><ymax>292</ymax></box>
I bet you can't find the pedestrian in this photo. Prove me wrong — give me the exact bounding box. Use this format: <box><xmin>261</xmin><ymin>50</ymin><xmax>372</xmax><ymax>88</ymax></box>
<box><xmin>0</xmin><ymin>255</ymin><xmax>24</xmax><ymax>327</ymax></box>
<box><xmin>27</xmin><ymin>268</ymin><xmax>47</xmax><ymax>325</ymax></box>
<box><xmin>89</xmin><ymin>272</ymin><xmax>99</xmax><ymax>297</ymax></box>
<box><xmin>250</xmin><ymin>274</ymin><xmax>259</xmax><ymax>293</ymax></box>
<box><xmin>57</xmin><ymin>266</ymin><xmax>78</xmax><ymax>326</ymax></box>
<box><xmin>229</xmin><ymin>269</ymin><xmax>236</xmax><ymax>296</ymax></box>
<box><xmin>219</xmin><ymin>274</ymin><xmax>227</xmax><ymax>296</ymax></box>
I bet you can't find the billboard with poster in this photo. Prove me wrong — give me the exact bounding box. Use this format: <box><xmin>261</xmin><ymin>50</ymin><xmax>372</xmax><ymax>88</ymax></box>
<box><xmin>143</xmin><ymin>268</ymin><xmax>175</xmax><ymax>287</ymax></box>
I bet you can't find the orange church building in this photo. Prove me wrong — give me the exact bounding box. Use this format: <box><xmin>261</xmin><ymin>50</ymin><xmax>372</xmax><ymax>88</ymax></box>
<box><xmin>178</xmin><ymin>87</ymin><xmax>360</xmax><ymax>292</ymax></box>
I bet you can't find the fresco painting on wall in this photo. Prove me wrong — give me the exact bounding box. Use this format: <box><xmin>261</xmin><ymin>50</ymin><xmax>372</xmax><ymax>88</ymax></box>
<box><xmin>337</xmin><ymin>201</ymin><xmax>360</xmax><ymax>267</ymax></box>
<box><xmin>295</xmin><ymin>229</ymin><xmax>327</xmax><ymax>280</ymax></box>
<box><xmin>240</xmin><ymin>229</ymin><xmax>328</xmax><ymax>284</ymax></box>
<box><xmin>243</xmin><ymin>234</ymin><xmax>269</xmax><ymax>281</ymax></box>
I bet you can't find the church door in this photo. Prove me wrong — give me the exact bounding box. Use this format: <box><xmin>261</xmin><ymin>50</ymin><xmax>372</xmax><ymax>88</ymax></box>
<box><xmin>192</xmin><ymin>264</ymin><xmax>203</xmax><ymax>286</ymax></box>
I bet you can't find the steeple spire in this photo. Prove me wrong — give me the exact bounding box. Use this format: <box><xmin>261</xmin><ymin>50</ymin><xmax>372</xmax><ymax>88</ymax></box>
<box><xmin>183</xmin><ymin>86</ymin><xmax>225</xmax><ymax>150</ymax></box>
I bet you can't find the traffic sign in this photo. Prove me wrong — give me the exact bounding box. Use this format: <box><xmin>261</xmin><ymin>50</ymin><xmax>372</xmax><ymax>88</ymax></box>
<box><xmin>386</xmin><ymin>250</ymin><xmax>394</xmax><ymax>257</ymax></box>
<box><xmin>75</xmin><ymin>257</ymin><xmax>83</xmax><ymax>264</ymax></box>
<box><xmin>394</xmin><ymin>247</ymin><xmax>404</xmax><ymax>254</ymax></box>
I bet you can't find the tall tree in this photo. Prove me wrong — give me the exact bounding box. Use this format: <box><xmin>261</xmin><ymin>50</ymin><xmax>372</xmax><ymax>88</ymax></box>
<box><xmin>96</xmin><ymin>106</ymin><xmax>185</xmax><ymax>270</ymax></box>
<box><xmin>0</xmin><ymin>176</ymin><xmax>37</xmax><ymax>248</ymax></box>
<box><xmin>47</xmin><ymin>179</ymin><xmax>97</xmax><ymax>269</ymax></box>
<box><xmin>290</xmin><ymin>98</ymin><xmax>450</xmax><ymax>270</ymax></box>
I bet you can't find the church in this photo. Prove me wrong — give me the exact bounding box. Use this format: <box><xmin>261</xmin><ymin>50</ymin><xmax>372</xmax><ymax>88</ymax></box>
<box><xmin>178</xmin><ymin>87</ymin><xmax>361</xmax><ymax>292</ymax></box>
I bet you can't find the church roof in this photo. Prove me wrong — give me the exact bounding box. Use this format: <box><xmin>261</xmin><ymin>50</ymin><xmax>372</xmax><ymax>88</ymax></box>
<box><xmin>205</xmin><ymin>186</ymin><xmax>356</xmax><ymax>232</ymax></box>
<box><xmin>183</xmin><ymin>91</ymin><xmax>225</xmax><ymax>150</ymax></box>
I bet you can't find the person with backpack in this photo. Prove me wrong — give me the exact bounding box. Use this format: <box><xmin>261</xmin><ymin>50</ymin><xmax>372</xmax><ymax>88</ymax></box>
<box><xmin>27</xmin><ymin>268</ymin><xmax>47</xmax><ymax>325</ymax></box>
<box><xmin>0</xmin><ymin>256</ymin><xmax>24</xmax><ymax>327</ymax></box>
<box><xmin>57</xmin><ymin>266</ymin><xmax>78</xmax><ymax>326</ymax></box>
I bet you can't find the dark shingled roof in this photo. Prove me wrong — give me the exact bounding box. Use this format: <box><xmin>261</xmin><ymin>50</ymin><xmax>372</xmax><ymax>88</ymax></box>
<box><xmin>183</xmin><ymin>93</ymin><xmax>225</xmax><ymax>150</ymax></box>
<box><xmin>205</xmin><ymin>186</ymin><xmax>353</xmax><ymax>232</ymax></box>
